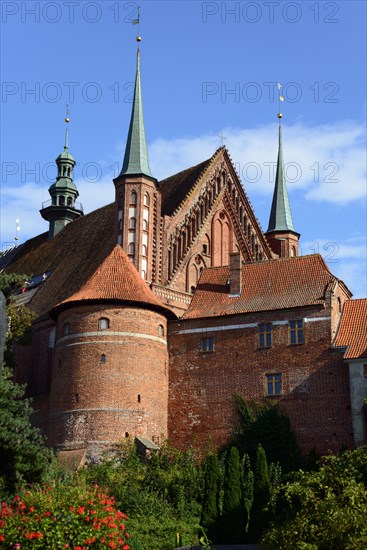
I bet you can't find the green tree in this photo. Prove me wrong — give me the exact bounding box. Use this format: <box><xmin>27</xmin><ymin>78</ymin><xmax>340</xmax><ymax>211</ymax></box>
<box><xmin>248</xmin><ymin>443</ymin><xmax>271</xmax><ymax>542</ymax></box>
<box><xmin>200</xmin><ymin>453</ymin><xmax>220</xmax><ymax>542</ymax></box>
<box><xmin>221</xmin><ymin>446</ymin><xmax>243</xmax><ymax>544</ymax></box>
<box><xmin>262</xmin><ymin>446</ymin><xmax>367</xmax><ymax>549</ymax></box>
<box><xmin>234</xmin><ymin>397</ymin><xmax>301</xmax><ymax>472</ymax></box>
<box><xmin>0</xmin><ymin>367</ymin><xmax>53</xmax><ymax>497</ymax></box>
<box><xmin>241</xmin><ymin>452</ymin><xmax>254</xmax><ymax>535</ymax></box>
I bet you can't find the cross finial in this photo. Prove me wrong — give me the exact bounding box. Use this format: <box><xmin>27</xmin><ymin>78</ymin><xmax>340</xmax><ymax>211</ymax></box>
<box><xmin>218</xmin><ymin>131</ymin><xmax>226</xmax><ymax>147</ymax></box>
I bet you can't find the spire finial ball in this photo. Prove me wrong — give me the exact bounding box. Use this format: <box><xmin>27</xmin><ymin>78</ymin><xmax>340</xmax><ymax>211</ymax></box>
<box><xmin>277</xmin><ymin>113</ymin><xmax>283</xmax><ymax>119</ymax></box>
<box><xmin>65</xmin><ymin>117</ymin><xmax>70</xmax><ymax>123</ymax></box>
<box><xmin>136</xmin><ymin>36</ymin><xmax>142</xmax><ymax>42</ymax></box>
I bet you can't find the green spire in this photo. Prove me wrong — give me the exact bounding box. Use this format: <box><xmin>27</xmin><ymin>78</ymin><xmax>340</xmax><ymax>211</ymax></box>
<box><xmin>267</xmin><ymin>124</ymin><xmax>296</xmax><ymax>233</ymax></box>
<box><xmin>120</xmin><ymin>47</ymin><xmax>152</xmax><ymax>178</ymax></box>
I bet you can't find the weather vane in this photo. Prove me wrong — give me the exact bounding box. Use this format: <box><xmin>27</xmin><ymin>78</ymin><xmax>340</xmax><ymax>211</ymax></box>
<box><xmin>132</xmin><ymin>5</ymin><xmax>141</xmax><ymax>42</ymax></box>
<box><xmin>65</xmin><ymin>104</ymin><xmax>70</xmax><ymax>124</ymax></box>
<box><xmin>14</xmin><ymin>219</ymin><xmax>21</xmax><ymax>241</ymax></box>
<box><xmin>277</xmin><ymin>83</ymin><xmax>284</xmax><ymax>120</ymax></box>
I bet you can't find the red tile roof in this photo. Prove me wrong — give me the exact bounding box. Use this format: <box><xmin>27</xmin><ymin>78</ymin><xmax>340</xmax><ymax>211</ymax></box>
<box><xmin>52</xmin><ymin>245</ymin><xmax>173</xmax><ymax>317</ymax></box>
<box><xmin>333</xmin><ymin>298</ymin><xmax>367</xmax><ymax>359</ymax></box>
<box><xmin>184</xmin><ymin>254</ymin><xmax>348</xmax><ymax>319</ymax></box>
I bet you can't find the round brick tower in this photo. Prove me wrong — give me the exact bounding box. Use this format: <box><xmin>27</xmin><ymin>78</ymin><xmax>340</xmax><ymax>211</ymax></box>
<box><xmin>48</xmin><ymin>245</ymin><xmax>174</xmax><ymax>451</ymax></box>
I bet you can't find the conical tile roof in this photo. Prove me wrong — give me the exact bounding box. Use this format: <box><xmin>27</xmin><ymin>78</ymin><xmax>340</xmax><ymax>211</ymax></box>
<box><xmin>52</xmin><ymin>245</ymin><xmax>172</xmax><ymax>317</ymax></box>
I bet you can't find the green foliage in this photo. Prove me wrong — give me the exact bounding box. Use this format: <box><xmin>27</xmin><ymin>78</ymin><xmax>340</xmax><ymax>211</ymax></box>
<box><xmin>0</xmin><ymin>480</ymin><xmax>133</xmax><ymax>549</ymax></box>
<box><xmin>221</xmin><ymin>446</ymin><xmax>243</xmax><ymax>543</ymax></box>
<box><xmin>240</xmin><ymin>452</ymin><xmax>254</xmax><ymax>534</ymax></box>
<box><xmin>5</xmin><ymin>302</ymin><xmax>34</xmax><ymax>347</ymax></box>
<box><xmin>82</xmin><ymin>443</ymin><xmax>203</xmax><ymax>550</ymax></box>
<box><xmin>0</xmin><ymin>273</ymin><xmax>29</xmax><ymax>298</ymax></box>
<box><xmin>0</xmin><ymin>367</ymin><xmax>53</xmax><ymax>498</ymax></box>
<box><xmin>200</xmin><ymin>454</ymin><xmax>220</xmax><ymax>541</ymax></box>
<box><xmin>248</xmin><ymin>444</ymin><xmax>271</xmax><ymax>542</ymax></box>
<box><xmin>262</xmin><ymin>446</ymin><xmax>367</xmax><ymax>549</ymax></box>
<box><xmin>234</xmin><ymin>397</ymin><xmax>301</xmax><ymax>472</ymax></box>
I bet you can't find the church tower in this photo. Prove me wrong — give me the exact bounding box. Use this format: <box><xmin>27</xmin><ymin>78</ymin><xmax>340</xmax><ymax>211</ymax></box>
<box><xmin>40</xmin><ymin>116</ymin><xmax>83</xmax><ymax>239</ymax></box>
<box><xmin>265</xmin><ymin>120</ymin><xmax>300</xmax><ymax>258</ymax></box>
<box><xmin>113</xmin><ymin>43</ymin><xmax>162</xmax><ymax>283</ymax></box>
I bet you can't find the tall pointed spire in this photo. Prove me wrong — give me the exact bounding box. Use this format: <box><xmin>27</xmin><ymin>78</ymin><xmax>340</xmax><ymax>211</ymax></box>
<box><xmin>119</xmin><ymin>47</ymin><xmax>152</xmax><ymax>178</ymax></box>
<box><xmin>267</xmin><ymin>124</ymin><xmax>296</xmax><ymax>233</ymax></box>
<box><xmin>265</xmin><ymin>97</ymin><xmax>300</xmax><ymax>258</ymax></box>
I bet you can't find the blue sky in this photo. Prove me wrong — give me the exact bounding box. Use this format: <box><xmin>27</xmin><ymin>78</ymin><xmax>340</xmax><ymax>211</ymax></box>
<box><xmin>1</xmin><ymin>0</ymin><xmax>366</xmax><ymax>297</ymax></box>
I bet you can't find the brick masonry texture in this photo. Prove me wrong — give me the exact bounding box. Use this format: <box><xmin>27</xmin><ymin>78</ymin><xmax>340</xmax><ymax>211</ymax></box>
<box><xmin>168</xmin><ymin>302</ymin><xmax>355</xmax><ymax>455</ymax></box>
<box><xmin>48</xmin><ymin>305</ymin><xmax>168</xmax><ymax>449</ymax></box>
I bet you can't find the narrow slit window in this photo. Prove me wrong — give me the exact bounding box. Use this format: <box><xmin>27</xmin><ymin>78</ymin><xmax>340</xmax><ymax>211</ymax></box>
<box><xmin>202</xmin><ymin>336</ymin><xmax>214</xmax><ymax>352</ymax></box>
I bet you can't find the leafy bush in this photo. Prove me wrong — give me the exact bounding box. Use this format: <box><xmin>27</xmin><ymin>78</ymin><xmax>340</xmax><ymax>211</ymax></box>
<box><xmin>0</xmin><ymin>367</ymin><xmax>54</xmax><ymax>498</ymax></box>
<box><xmin>0</xmin><ymin>481</ymin><xmax>132</xmax><ymax>549</ymax></box>
<box><xmin>262</xmin><ymin>446</ymin><xmax>367</xmax><ymax>549</ymax></box>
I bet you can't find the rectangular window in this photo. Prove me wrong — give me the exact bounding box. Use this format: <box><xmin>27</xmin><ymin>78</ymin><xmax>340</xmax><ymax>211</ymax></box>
<box><xmin>266</xmin><ymin>373</ymin><xmax>282</xmax><ymax>396</ymax></box>
<box><xmin>259</xmin><ymin>323</ymin><xmax>272</xmax><ymax>348</ymax></box>
<box><xmin>202</xmin><ymin>336</ymin><xmax>214</xmax><ymax>352</ymax></box>
<box><xmin>289</xmin><ymin>320</ymin><xmax>304</xmax><ymax>345</ymax></box>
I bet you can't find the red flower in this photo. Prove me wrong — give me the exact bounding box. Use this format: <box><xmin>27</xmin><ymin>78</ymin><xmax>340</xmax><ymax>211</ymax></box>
<box><xmin>44</xmin><ymin>511</ymin><xmax>51</xmax><ymax>517</ymax></box>
<box><xmin>19</xmin><ymin>503</ymin><xmax>26</xmax><ymax>511</ymax></box>
<box><xmin>77</xmin><ymin>506</ymin><xmax>85</xmax><ymax>515</ymax></box>
<box><xmin>64</xmin><ymin>545</ymin><xmax>69</xmax><ymax>548</ymax></box>
<box><xmin>0</xmin><ymin>535</ymin><xmax>4</xmax><ymax>542</ymax></box>
<box><xmin>29</xmin><ymin>506</ymin><xmax>35</xmax><ymax>513</ymax></box>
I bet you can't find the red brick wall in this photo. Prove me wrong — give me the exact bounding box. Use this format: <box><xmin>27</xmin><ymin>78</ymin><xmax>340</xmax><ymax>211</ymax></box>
<box><xmin>48</xmin><ymin>304</ymin><xmax>168</xmax><ymax>449</ymax></box>
<box><xmin>168</xmin><ymin>304</ymin><xmax>354</xmax><ymax>455</ymax></box>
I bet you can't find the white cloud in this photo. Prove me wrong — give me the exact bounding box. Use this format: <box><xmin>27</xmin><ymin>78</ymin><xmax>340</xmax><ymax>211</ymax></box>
<box><xmin>1</xmin><ymin>120</ymin><xmax>365</xmax><ymax>249</ymax></box>
<box><xmin>150</xmin><ymin>120</ymin><xmax>366</xmax><ymax>203</ymax></box>
<box><xmin>302</xmin><ymin>237</ymin><xmax>367</xmax><ymax>298</ymax></box>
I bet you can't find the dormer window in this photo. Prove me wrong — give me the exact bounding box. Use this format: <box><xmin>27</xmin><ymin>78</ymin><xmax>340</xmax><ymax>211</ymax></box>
<box><xmin>144</xmin><ymin>193</ymin><xmax>150</xmax><ymax>206</ymax></box>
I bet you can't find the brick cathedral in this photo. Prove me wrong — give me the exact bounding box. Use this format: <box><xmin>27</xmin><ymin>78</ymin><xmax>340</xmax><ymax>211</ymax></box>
<box><xmin>3</xmin><ymin>45</ymin><xmax>367</xmax><ymax>460</ymax></box>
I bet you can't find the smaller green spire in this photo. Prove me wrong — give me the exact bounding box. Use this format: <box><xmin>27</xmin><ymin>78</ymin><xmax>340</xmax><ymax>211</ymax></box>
<box><xmin>120</xmin><ymin>47</ymin><xmax>152</xmax><ymax>178</ymax></box>
<box><xmin>267</xmin><ymin>124</ymin><xmax>296</xmax><ymax>233</ymax></box>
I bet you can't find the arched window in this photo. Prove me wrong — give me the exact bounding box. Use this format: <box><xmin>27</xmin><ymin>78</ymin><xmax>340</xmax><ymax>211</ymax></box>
<box><xmin>130</xmin><ymin>191</ymin><xmax>137</xmax><ymax>205</ymax></box>
<box><xmin>141</xmin><ymin>270</ymin><xmax>146</xmax><ymax>280</ymax></box>
<box><xmin>128</xmin><ymin>243</ymin><xmax>135</xmax><ymax>254</ymax></box>
<box><xmin>98</xmin><ymin>317</ymin><xmax>110</xmax><ymax>330</ymax></box>
<box><xmin>202</xmin><ymin>244</ymin><xmax>208</xmax><ymax>254</ymax></box>
<box><xmin>129</xmin><ymin>217</ymin><xmax>136</xmax><ymax>230</ymax></box>
<box><xmin>101</xmin><ymin>354</ymin><xmax>106</xmax><ymax>364</ymax></box>
<box><xmin>158</xmin><ymin>325</ymin><xmax>164</xmax><ymax>337</ymax></box>
<box><xmin>142</xmin><ymin>244</ymin><xmax>148</xmax><ymax>256</ymax></box>
<box><xmin>119</xmin><ymin>219</ymin><xmax>123</xmax><ymax>230</ymax></box>
<box><xmin>63</xmin><ymin>322</ymin><xmax>70</xmax><ymax>336</ymax></box>
<box><xmin>144</xmin><ymin>193</ymin><xmax>150</xmax><ymax>206</ymax></box>
<box><xmin>59</xmin><ymin>195</ymin><xmax>65</xmax><ymax>206</ymax></box>
<box><xmin>143</xmin><ymin>219</ymin><xmax>148</xmax><ymax>231</ymax></box>
<box><xmin>291</xmin><ymin>246</ymin><xmax>296</xmax><ymax>257</ymax></box>
<box><xmin>67</xmin><ymin>196</ymin><xmax>73</xmax><ymax>206</ymax></box>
